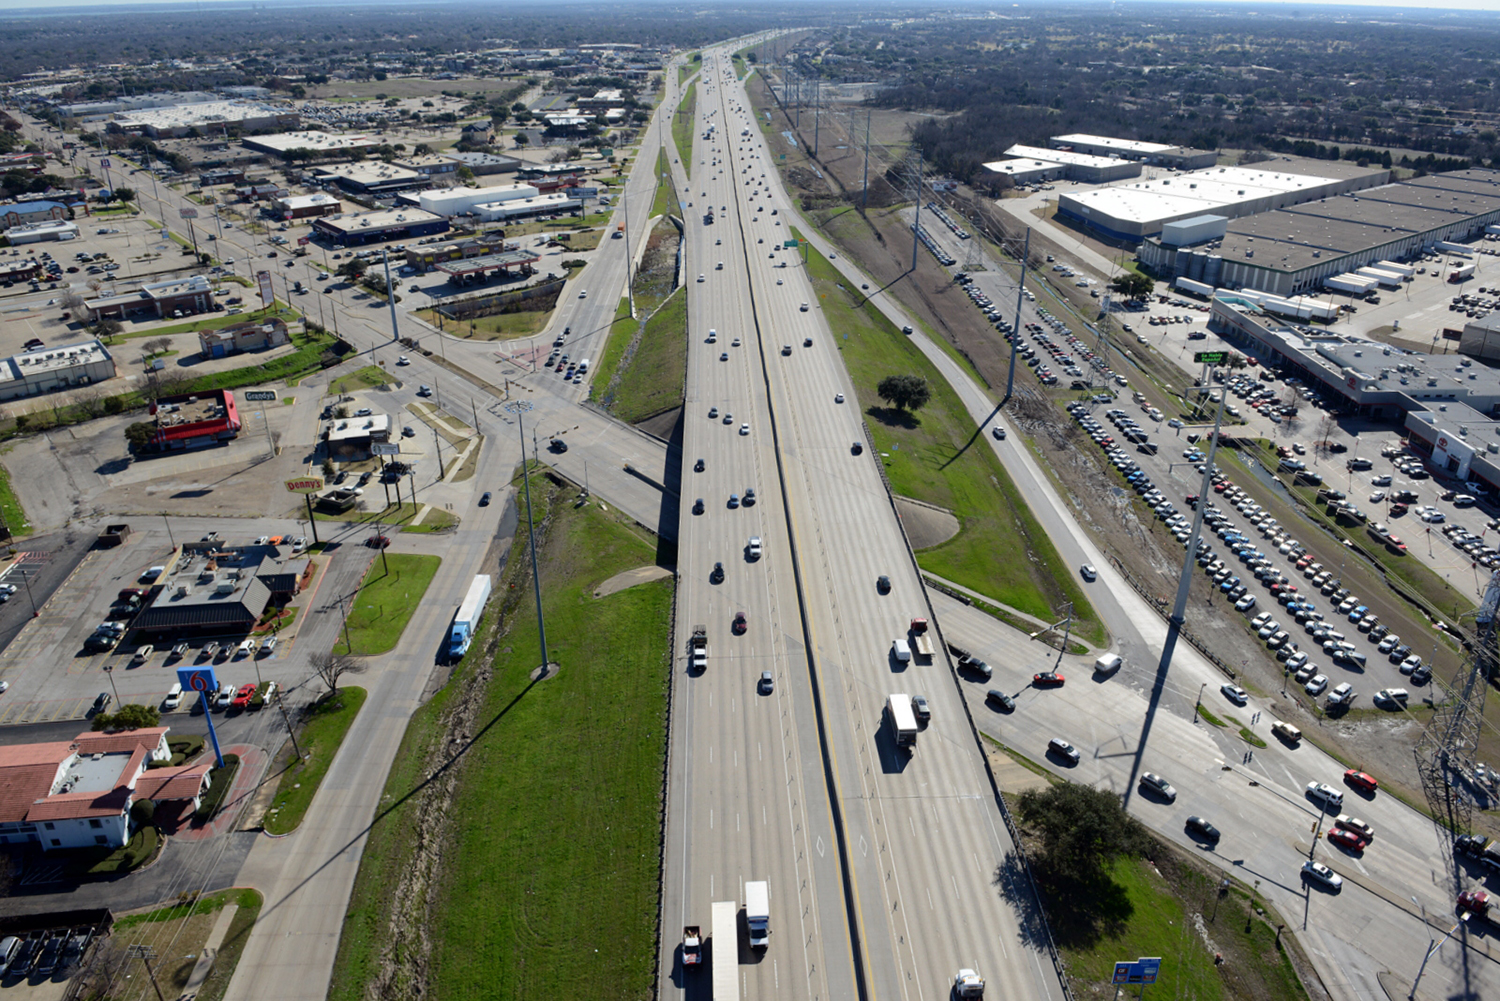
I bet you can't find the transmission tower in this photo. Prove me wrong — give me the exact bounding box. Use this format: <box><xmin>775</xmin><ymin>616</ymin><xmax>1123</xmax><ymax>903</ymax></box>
<box><xmin>962</xmin><ymin>212</ymin><xmax>984</xmax><ymax>272</ymax></box>
<box><xmin>1415</xmin><ymin>568</ymin><xmax>1500</xmax><ymax>837</ymax></box>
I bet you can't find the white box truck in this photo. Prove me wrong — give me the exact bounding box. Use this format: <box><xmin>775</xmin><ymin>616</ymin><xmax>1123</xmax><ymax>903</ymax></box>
<box><xmin>448</xmin><ymin>574</ymin><xmax>493</xmax><ymax>660</ymax></box>
<box><xmin>711</xmin><ymin>900</ymin><xmax>738</xmax><ymax>1001</ymax></box>
<box><xmin>744</xmin><ymin>881</ymin><xmax>770</xmax><ymax>949</ymax></box>
<box><xmin>887</xmin><ymin>693</ymin><xmax>919</xmax><ymax>749</ymax></box>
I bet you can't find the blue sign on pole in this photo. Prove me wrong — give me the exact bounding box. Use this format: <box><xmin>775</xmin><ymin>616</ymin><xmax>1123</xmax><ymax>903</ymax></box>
<box><xmin>177</xmin><ymin>666</ymin><xmax>226</xmax><ymax>767</ymax></box>
<box><xmin>1112</xmin><ymin>958</ymin><xmax>1162</xmax><ymax>985</ymax></box>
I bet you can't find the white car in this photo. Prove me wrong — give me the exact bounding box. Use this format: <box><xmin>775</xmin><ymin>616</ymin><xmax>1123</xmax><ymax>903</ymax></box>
<box><xmin>697</xmin><ymin>274</ymin><xmax>705</xmax><ymax>282</ymax></box>
<box><xmin>1306</xmin><ymin>781</ymin><xmax>1343</xmax><ymax>809</ymax></box>
<box><xmin>1302</xmin><ymin>860</ymin><xmax>1343</xmax><ymax>890</ymax></box>
<box><xmin>397</xmin><ymin>355</ymin><xmax>409</xmax><ymax>365</ymax></box>
<box><xmin>739</xmin><ymin>423</ymin><xmax>750</xmax><ymax>436</ymax></box>
<box><xmin>1304</xmin><ymin>674</ymin><xmax>1328</xmax><ymax>695</ymax></box>
<box><xmin>1079</xmin><ymin>564</ymin><xmax>1097</xmax><ymax>581</ymax></box>
<box><xmin>1220</xmin><ymin>684</ymin><xmax>1248</xmax><ymax>705</ymax></box>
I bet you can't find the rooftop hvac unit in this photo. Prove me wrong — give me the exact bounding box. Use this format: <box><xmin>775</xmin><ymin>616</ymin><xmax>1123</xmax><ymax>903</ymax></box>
<box><xmin>215</xmin><ymin>581</ymin><xmax>236</xmax><ymax>594</ymax></box>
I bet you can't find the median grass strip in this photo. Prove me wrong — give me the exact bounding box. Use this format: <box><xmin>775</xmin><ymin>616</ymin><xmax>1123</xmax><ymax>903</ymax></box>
<box><xmin>329</xmin><ymin>473</ymin><xmax>671</xmax><ymax>1001</ymax></box>
<box><xmin>795</xmin><ymin>229</ymin><xmax>1103</xmax><ymax>643</ymax></box>
<box><xmin>0</xmin><ymin>460</ymin><xmax>30</xmax><ymax>537</ymax></box>
<box><xmin>610</xmin><ymin>285</ymin><xmax>687</xmax><ymax>423</ymax></box>
<box><xmin>588</xmin><ymin>297</ymin><xmax>638</xmax><ymax>404</ymax></box>
<box><xmin>672</xmin><ymin>81</ymin><xmax>696</xmax><ymax>171</ymax></box>
<box><xmin>650</xmin><ymin>147</ymin><xmax>674</xmax><ymax>219</ymax></box>
<box><xmin>109</xmin><ymin>889</ymin><xmax>265</xmax><ymax>1001</ymax></box>
<box><xmin>334</xmin><ymin>553</ymin><xmax>441</xmax><ymax>656</ymax></box>
<box><xmin>262</xmin><ymin>687</ymin><xmax>369</xmax><ymax>835</ymax></box>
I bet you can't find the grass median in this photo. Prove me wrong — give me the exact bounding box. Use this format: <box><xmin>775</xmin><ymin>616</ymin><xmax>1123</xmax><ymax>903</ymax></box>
<box><xmin>329</xmin><ymin>471</ymin><xmax>671</xmax><ymax>1001</ymax></box>
<box><xmin>673</xmin><ymin>81</ymin><xmax>696</xmax><ymax>171</ymax></box>
<box><xmin>333</xmin><ymin>552</ymin><xmax>441</xmax><ymax>656</ymax></box>
<box><xmin>589</xmin><ymin>297</ymin><xmax>638</xmax><ymax>404</ymax></box>
<box><xmin>262</xmin><ymin>687</ymin><xmax>369</xmax><ymax>835</ymax></box>
<box><xmin>609</xmin><ymin>286</ymin><xmax>687</xmax><ymax>423</ymax></box>
<box><xmin>797</xmin><ymin>230</ymin><xmax>1103</xmax><ymax>643</ymax></box>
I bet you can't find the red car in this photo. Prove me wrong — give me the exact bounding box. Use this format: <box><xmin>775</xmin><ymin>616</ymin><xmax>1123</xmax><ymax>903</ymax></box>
<box><xmin>230</xmin><ymin>683</ymin><xmax>258</xmax><ymax>709</ymax></box>
<box><xmin>366</xmin><ymin>534</ymin><xmax>390</xmax><ymax>548</ymax></box>
<box><xmin>1327</xmin><ymin>827</ymin><xmax>1368</xmax><ymax>851</ymax></box>
<box><xmin>1033</xmin><ymin>672</ymin><xmax>1066</xmax><ymax>687</ymax></box>
<box><xmin>1344</xmin><ymin>769</ymin><xmax>1379</xmax><ymax>793</ymax></box>
<box><xmin>732</xmin><ymin>612</ymin><xmax>747</xmax><ymax>635</ymax></box>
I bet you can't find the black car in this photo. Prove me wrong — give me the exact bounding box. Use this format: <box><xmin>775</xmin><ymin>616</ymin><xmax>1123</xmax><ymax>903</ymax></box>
<box><xmin>550</xmin><ymin>438</ymin><xmax>568</xmax><ymax>453</ymax></box>
<box><xmin>876</xmin><ymin>575</ymin><xmax>891</xmax><ymax>593</ymax></box>
<box><xmin>92</xmin><ymin>692</ymin><xmax>111</xmax><ymax>713</ymax></box>
<box><xmin>958</xmin><ymin>654</ymin><xmax>993</xmax><ymax>680</ymax></box>
<box><xmin>8</xmin><ymin>938</ymin><xmax>39</xmax><ymax>979</ymax></box>
<box><xmin>33</xmin><ymin>935</ymin><xmax>62</xmax><ymax>977</ymax></box>
<box><xmin>1186</xmin><ymin>816</ymin><xmax>1222</xmax><ymax>842</ymax></box>
<box><xmin>694</xmin><ymin>458</ymin><xmax>705</xmax><ymax>472</ymax></box>
<box><xmin>479</xmin><ymin>492</ymin><xmax>492</xmax><ymax>506</ymax></box>
<box><xmin>692</xmin><ymin>498</ymin><xmax>705</xmax><ymax>515</ymax></box>
<box><xmin>710</xmin><ymin>562</ymin><xmax>724</xmax><ymax>584</ymax></box>
<box><xmin>986</xmin><ymin>689</ymin><xmax>1016</xmax><ymax>712</ymax></box>
<box><xmin>851</xmin><ymin>441</ymin><xmax>863</xmax><ymax>455</ymax></box>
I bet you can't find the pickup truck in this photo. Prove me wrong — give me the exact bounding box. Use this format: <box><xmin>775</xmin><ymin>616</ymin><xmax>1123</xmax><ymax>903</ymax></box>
<box><xmin>909</xmin><ymin>617</ymin><xmax>934</xmax><ymax>659</ymax></box>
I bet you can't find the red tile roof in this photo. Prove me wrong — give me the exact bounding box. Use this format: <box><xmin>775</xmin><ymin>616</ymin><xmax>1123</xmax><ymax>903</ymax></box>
<box><xmin>74</xmin><ymin>727</ymin><xmax>169</xmax><ymax>756</ymax></box>
<box><xmin>133</xmin><ymin>762</ymin><xmax>212</xmax><ymax>802</ymax></box>
<box><xmin>0</xmin><ymin>728</ymin><xmax>179</xmax><ymax>825</ymax></box>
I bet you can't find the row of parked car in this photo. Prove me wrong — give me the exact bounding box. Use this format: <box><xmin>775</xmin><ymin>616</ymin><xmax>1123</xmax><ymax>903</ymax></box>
<box><xmin>0</xmin><ymin>926</ymin><xmax>93</xmax><ymax>981</ymax></box>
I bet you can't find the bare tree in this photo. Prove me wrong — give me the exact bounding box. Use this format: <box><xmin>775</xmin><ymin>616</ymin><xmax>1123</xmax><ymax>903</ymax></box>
<box><xmin>75</xmin><ymin>387</ymin><xmax>108</xmax><ymax>419</ymax></box>
<box><xmin>309</xmin><ymin>650</ymin><xmax>367</xmax><ymax>693</ymax></box>
<box><xmin>143</xmin><ymin>336</ymin><xmax>172</xmax><ymax>356</ymax></box>
<box><xmin>1314</xmin><ymin>414</ymin><xmax>1338</xmax><ymax>455</ymax></box>
<box><xmin>59</xmin><ymin>291</ymin><xmax>86</xmax><ymax>311</ymax></box>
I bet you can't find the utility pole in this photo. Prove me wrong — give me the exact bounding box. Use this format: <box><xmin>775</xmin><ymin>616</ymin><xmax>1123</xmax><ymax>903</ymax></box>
<box><xmin>909</xmin><ymin>151</ymin><xmax>923</xmax><ymax>272</ymax></box>
<box><xmin>861</xmin><ymin>107</ymin><xmax>872</xmax><ymax>212</ymax></box>
<box><xmin>812</xmin><ymin>79</ymin><xmax>820</xmax><ymax>158</ymax></box>
<box><xmin>125</xmin><ymin>945</ymin><xmax>166</xmax><ymax>1001</ymax></box>
<box><xmin>1002</xmin><ymin>229</ymin><xmax>1031</xmax><ymax>406</ymax></box>
<box><xmin>505</xmin><ymin>402</ymin><xmax>550</xmax><ymax>669</ymax></box>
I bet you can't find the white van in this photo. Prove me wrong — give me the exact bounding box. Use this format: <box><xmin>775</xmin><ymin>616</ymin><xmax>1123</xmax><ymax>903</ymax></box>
<box><xmin>163</xmin><ymin>683</ymin><xmax>183</xmax><ymax>710</ymax></box>
<box><xmin>577</xmin><ymin>358</ymin><xmax>590</xmax><ymax>374</ymax></box>
<box><xmin>1093</xmin><ymin>653</ymin><xmax>1123</xmax><ymax>675</ymax></box>
<box><xmin>892</xmin><ymin>638</ymin><xmax>911</xmax><ymax>663</ymax></box>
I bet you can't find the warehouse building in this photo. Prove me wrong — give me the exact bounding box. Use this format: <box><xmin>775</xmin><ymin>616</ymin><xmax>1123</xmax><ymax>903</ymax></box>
<box><xmin>271</xmin><ymin>192</ymin><xmax>342</xmax><ymax>219</ymax></box>
<box><xmin>992</xmin><ymin>145</ymin><xmax>1141</xmax><ymax>184</ymax></box>
<box><xmin>1140</xmin><ymin>169</ymin><xmax>1500</xmax><ymax>297</ymax></box>
<box><xmin>393</xmin><ymin>153</ymin><xmax>460</xmax><ymax>179</ymax></box>
<box><xmin>1062</xmin><ymin>160</ymin><xmax>1387</xmax><ymax>242</ymax></box>
<box><xmin>444</xmin><ymin>151</ymin><xmax>520</xmax><ymax>176</ymax></box>
<box><xmin>312</xmin><ymin>208</ymin><xmax>448</xmax><ymax>246</ymax></box>
<box><xmin>0</xmin><ymin>339</ymin><xmax>115</xmax><ymax>401</ymax></box>
<box><xmin>1049</xmin><ymin>134</ymin><xmax>1218</xmax><ymax>170</ymax></box>
<box><xmin>473</xmin><ymin>191</ymin><xmax>580</xmax><ymax>221</ymax></box>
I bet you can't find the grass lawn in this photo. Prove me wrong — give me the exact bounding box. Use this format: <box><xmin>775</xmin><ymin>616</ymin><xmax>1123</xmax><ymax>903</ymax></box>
<box><xmin>588</xmin><ymin>297</ymin><xmax>639</xmax><ymax>405</ymax></box>
<box><xmin>678</xmin><ymin>62</ymin><xmax>695</xmax><ymax>88</ymax></box>
<box><xmin>64</xmin><ymin>824</ymin><xmax>160</xmax><ymax>878</ymax></box>
<box><xmin>262</xmin><ymin>687</ymin><xmax>370</xmax><ymax>835</ymax></box>
<box><xmin>1052</xmin><ymin>854</ymin><xmax>1308</xmax><ymax>1001</ymax></box>
<box><xmin>650</xmin><ymin>148</ymin><xmax>674</xmax><ymax>219</ymax></box>
<box><xmin>334</xmin><ymin>553</ymin><xmax>442</xmax><ymax>656</ymax></box>
<box><xmin>112</xmin><ymin>888</ymin><xmax>264</xmax><ymax>1001</ymax></box>
<box><xmin>402</xmin><ymin>507</ymin><xmax>459</xmax><ymax>532</ymax></box>
<box><xmin>109</xmin><ymin>305</ymin><xmax>302</xmax><ymax>341</ymax></box>
<box><xmin>328</xmin><ymin>473</ymin><xmax>671</xmax><ymax>1001</ymax></box>
<box><xmin>332</xmin><ymin>365</ymin><xmax>397</xmax><ymax>392</ymax></box>
<box><xmin>609</xmin><ymin>286</ymin><xmax>686</xmax><ymax>423</ymax></box>
<box><xmin>795</xmin><ymin>230</ymin><xmax>1102</xmax><ymax>640</ymax></box>
<box><xmin>673</xmin><ymin>82</ymin><xmax>697</xmax><ymax>172</ymax></box>
<box><xmin>0</xmin><ymin>460</ymin><xmax>31</xmax><ymax>537</ymax></box>
<box><xmin>417</xmin><ymin>306</ymin><xmax>550</xmax><ymax>341</ymax></box>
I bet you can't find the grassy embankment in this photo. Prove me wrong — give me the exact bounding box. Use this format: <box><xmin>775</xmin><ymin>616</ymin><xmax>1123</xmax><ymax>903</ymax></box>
<box><xmin>262</xmin><ymin>687</ymin><xmax>370</xmax><ymax>835</ymax></box>
<box><xmin>795</xmin><ymin>227</ymin><xmax>1104</xmax><ymax>645</ymax></box>
<box><xmin>328</xmin><ymin>470</ymin><xmax>671</xmax><ymax>1000</ymax></box>
<box><xmin>672</xmin><ymin>82</ymin><xmax>696</xmax><ymax>173</ymax></box>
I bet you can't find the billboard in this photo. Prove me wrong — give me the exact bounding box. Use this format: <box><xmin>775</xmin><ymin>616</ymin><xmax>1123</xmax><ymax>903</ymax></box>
<box><xmin>244</xmin><ymin>390</ymin><xmax>278</xmax><ymax>401</ymax></box>
<box><xmin>179</xmin><ymin>206</ymin><xmax>198</xmax><ymax>219</ymax></box>
<box><xmin>1193</xmin><ymin>351</ymin><xmax>1227</xmax><ymax>364</ymax></box>
<box><xmin>567</xmin><ymin>186</ymin><xmax>599</xmax><ymax>198</ymax></box>
<box><xmin>372</xmin><ymin>442</ymin><xmax>402</xmax><ymax>456</ymax></box>
<box><xmin>284</xmin><ymin>477</ymin><xmax>323</xmax><ymax>493</ymax></box>
<box><xmin>298</xmin><ymin>236</ymin><xmax>311</xmax><ymax>246</ymax></box>
<box><xmin>256</xmin><ymin>270</ymin><xmax>275</xmax><ymax>309</ymax></box>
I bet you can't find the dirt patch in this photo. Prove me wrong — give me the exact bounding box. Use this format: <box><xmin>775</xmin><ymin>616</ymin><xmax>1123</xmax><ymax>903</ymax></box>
<box><xmin>633</xmin><ymin>218</ymin><xmax>681</xmax><ymax>311</ymax></box>
<box><xmin>894</xmin><ymin>496</ymin><xmax>960</xmax><ymax>549</ymax></box>
<box><xmin>593</xmin><ymin>564</ymin><xmax>673</xmax><ymax>598</ymax></box>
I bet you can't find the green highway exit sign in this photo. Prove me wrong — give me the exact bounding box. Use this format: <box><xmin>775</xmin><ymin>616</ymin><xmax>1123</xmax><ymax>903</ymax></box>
<box><xmin>1194</xmin><ymin>351</ymin><xmax>1227</xmax><ymax>364</ymax></box>
<box><xmin>784</xmin><ymin>239</ymin><xmax>798</xmax><ymax>248</ymax></box>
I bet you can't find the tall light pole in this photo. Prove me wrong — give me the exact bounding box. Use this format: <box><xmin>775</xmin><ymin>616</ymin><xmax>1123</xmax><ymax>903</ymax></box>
<box><xmin>505</xmin><ymin>400</ymin><xmax>550</xmax><ymax>669</ymax></box>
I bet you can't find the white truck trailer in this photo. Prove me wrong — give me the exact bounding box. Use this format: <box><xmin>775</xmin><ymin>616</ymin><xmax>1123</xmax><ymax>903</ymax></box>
<box><xmin>744</xmin><ymin>881</ymin><xmax>770</xmax><ymax>949</ymax></box>
<box><xmin>887</xmin><ymin>693</ymin><xmax>919</xmax><ymax>750</ymax></box>
<box><xmin>1174</xmin><ymin>276</ymin><xmax>1214</xmax><ymax>298</ymax></box>
<box><xmin>711</xmin><ymin>900</ymin><xmax>738</xmax><ymax>1001</ymax></box>
<box><xmin>1324</xmin><ymin>274</ymin><xmax>1376</xmax><ymax>295</ymax></box>
<box><xmin>1451</xmin><ymin>261</ymin><xmax>1477</xmax><ymax>282</ymax></box>
<box><xmin>448</xmin><ymin>574</ymin><xmax>493</xmax><ymax>660</ymax></box>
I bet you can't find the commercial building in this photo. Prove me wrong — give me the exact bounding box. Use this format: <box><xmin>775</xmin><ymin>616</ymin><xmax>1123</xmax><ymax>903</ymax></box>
<box><xmin>1210</xmin><ymin>296</ymin><xmax>1500</xmax><ymax>494</ymax></box>
<box><xmin>3</xmin><ymin>219</ymin><xmax>79</xmax><ymax>245</ymax></box>
<box><xmin>271</xmin><ymin>191</ymin><xmax>342</xmax><ymax>219</ymax></box>
<box><xmin>109</xmin><ymin>100</ymin><xmax>299</xmax><ymax>138</ymax></box>
<box><xmin>1050</xmin><ymin>134</ymin><xmax>1219</xmax><ymax>170</ymax></box>
<box><xmin>312</xmin><ymin>208</ymin><xmax>448</xmax><ymax>247</ymax></box>
<box><xmin>0</xmin><ymin>727</ymin><xmax>211</xmax><ymax>850</ymax></box>
<box><xmin>434</xmin><ymin>247</ymin><xmax>541</xmax><ymax>285</ymax></box>
<box><xmin>313</xmin><ymin>162</ymin><xmax>425</xmax><ymax>195</ymax></box>
<box><xmin>325</xmin><ymin>413</ymin><xmax>390</xmax><ymax>460</ymax></box>
<box><xmin>0</xmin><ymin>340</ymin><xmax>115</xmax><ymax>402</ymax></box>
<box><xmin>143</xmin><ymin>389</ymin><xmax>241</xmax><ymax>451</ymax></box>
<box><xmin>241</xmin><ymin>130</ymin><xmax>382</xmax><ymax>158</ymax></box>
<box><xmin>131</xmin><ymin>540</ymin><xmax>307</xmax><ymax>634</ymax></box>
<box><xmin>392</xmin><ymin>153</ymin><xmax>459</xmax><ymax>178</ymax></box>
<box><xmin>197</xmin><ymin>318</ymin><xmax>290</xmax><ymax>358</ymax></box>
<box><xmin>403</xmin><ymin>236</ymin><xmax>513</xmax><ymax>272</ymax></box>
<box><xmin>1461</xmin><ymin>313</ymin><xmax>1500</xmax><ymax>363</ymax></box>
<box><xmin>473</xmin><ymin>191</ymin><xmax>580</xmax><ymax>221</ymax></box>
<box><xmin>416</xmin><ymin>182</ymin><xmax>540</xmax><ymax>217</ymax></box>
<box><xmin>980</xmin><ymin>157</ymin><xmax>1068</xmax><ymax>185</ymax></box>
<box><xmin>994</xmin><ymin>145</ymin><xmax>1141</xmax><ymax>184</ymax></box>
<box><xmin>460</xmin><ymin>121</ymin><xmax>496</xmax><ymax>144</ymax></box>
<box><xmin>1063</xmin><ymin>160</ymin><xmax>1387</xmax><ymax>242</ymax></box>
<box><xmin>445</xmin><ymin>151</ymin><xmax>520</xmax><ymax>176</ymax></box>
<box><xmin>1140</xmin><ymin>169</ymin><xmax>1500</xmax><ymax>297</ymax></box>
<box><xmin>1</xmin><ymin>200</ymin><xmax>68</xmax><ymax>227</ymax></box>
<box><xmin>84</xmin><ymin>275</ymin><xmax>217</xmax><ymax>322</ymax></box>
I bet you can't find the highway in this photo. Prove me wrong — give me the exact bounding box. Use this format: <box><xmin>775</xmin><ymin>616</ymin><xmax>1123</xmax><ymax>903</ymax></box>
<box><xmin>660</xmin><ymin>48</ymin><xmax>1066</xmax><ymax>1001</ymax></box>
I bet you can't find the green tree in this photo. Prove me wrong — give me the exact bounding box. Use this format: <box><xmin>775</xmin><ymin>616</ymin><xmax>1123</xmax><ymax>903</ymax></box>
<box><xmin>124</xmin><ymin>421</ymin><xmax>155</xmax><ymax>451</ymax></box>
<box><xmin>336</xmin><ymin>258</ymin><xmax>367</xmax><ymax>280</ymax></box>
<box><xmin>876</xmin><ymin>374</ymin><xmax>931</xmax><ymax>412</ymax></box>
<box><xmin>1015</xmin><ymin>782</ymin><xmax>1152</xmax><ymax>885</ymax></box>
<box><xmin>92</xmin><ymin>702</ymin><xmax>161</xmax><ymax>731</ymax></box>
<box><xmin>1109</xmin><ymin>271</ymin><xmax>1155</xmax><ymax>301</ymax></box>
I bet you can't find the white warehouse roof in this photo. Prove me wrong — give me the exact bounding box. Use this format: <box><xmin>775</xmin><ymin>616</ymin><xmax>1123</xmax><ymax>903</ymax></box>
<box><xmin>418</xmin><ymin>183</ymin><xmax>541</xmax><ymax>217</ymax></box>
<box><xmin>1004</xmin><ymin>144</ymin><xmax>1129</xmax><ymax>170</ymax></box>
<box><xmin>1064</xmin><ymin>166</ymin><xmax>1342</xmax><ymax>227</ymax></box>
<box><xmin>1052</xmin><ymin>133</ymin><xmax>1175</xmax><ymax>155</ymax></box>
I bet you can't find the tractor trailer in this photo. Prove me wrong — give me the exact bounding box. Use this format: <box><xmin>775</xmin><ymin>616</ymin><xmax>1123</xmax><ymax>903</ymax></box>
<box><xmin>711</xmin><ymin>900</ymin><xmax>738</xmax><ymax>1001</ymax></box>
<box><xmin>887</xmin><ymin>693</ymin><xmax>919</xmax><ymax>750</ymax></box>
<box><xmin>1174</xmin><ymin>276</ymin><xmax>1215</xmax><ymax>298</ymax></box>
<box><xmin>1325</xmin><ymin>274</ymin><xmax>1376</xmax><ymax>295</ymax></box>
<box><xmin>1451</xmin><ymin>262</ymin><xmax>1477</xmax><ymax>283</ymax></box>
<box><xmin>448</xmin><ymin>574</ymin><xmax>493</xmax><ymax>660</ymax></box>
